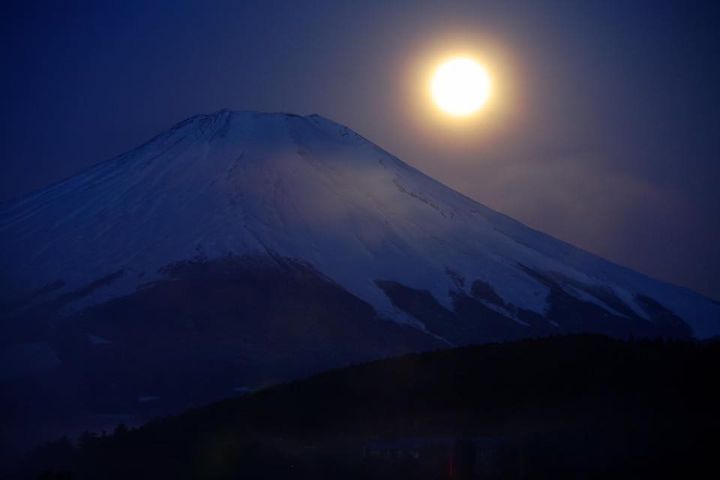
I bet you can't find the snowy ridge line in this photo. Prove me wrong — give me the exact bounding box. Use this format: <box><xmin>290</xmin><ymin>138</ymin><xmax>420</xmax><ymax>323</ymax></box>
<box><xmin>1</xmin><ymin>109</ymin><xmax>718</xmax><ymax>338</ymax></box>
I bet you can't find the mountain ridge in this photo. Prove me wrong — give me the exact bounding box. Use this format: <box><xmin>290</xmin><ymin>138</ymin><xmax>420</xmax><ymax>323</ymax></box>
<box><xmin>2</xmin><ymin>109</ymin><xmax>717</xmax><ymax>338</ymax></box>
<box><xmin>1</xmin><ymin>109</ymin><xmax>718</xmax><ymax>454</ymax></box>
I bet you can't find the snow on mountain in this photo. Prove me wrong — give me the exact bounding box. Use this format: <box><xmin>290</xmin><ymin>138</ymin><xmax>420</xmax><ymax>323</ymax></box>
<box><xmin>1</xmin><ymin>110</ymin><xmax>718</xmax><ymax>339</ymax></box>
<box><xmin>3</xmin><ymin>109</ymin><xmax>720</xmax><ymax>455</ymax></box>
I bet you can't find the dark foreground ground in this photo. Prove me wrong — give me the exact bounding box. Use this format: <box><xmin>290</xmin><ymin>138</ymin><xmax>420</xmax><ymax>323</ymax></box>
<box><xmin>16</xmin><ymin>335</ymin><xmax>720</xmax><ymax>479</ymax></box>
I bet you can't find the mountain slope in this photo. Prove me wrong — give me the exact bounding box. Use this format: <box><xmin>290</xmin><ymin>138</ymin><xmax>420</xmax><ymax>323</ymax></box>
<box><xmin>1</xmin><ymin>110</ymin><xmax>718</xmax><ymax>453</ymax></box>
<box><xmin>2</xmin><ymin>110</ymin><xmax>717</xmax><ymax>336</ymax></box>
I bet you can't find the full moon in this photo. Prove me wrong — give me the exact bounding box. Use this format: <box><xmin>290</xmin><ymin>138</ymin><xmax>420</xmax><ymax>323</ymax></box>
<box><xmin>431</xmin><ymin>57</ymin><xmax>491</xmax><ymax>116</ymax></box>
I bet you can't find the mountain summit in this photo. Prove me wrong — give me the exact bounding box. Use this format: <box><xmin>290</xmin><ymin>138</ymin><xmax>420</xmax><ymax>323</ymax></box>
<box><xmin>1</xmin><ymin>110</ymin><xmax>718</xmax><ymax>449</ymax></box>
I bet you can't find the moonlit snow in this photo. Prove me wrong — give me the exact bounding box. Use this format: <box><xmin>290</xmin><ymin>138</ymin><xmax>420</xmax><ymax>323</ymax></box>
<box><xmin>1</xmin><ymin>110</ymin><xmax>718</xmax><ymax>338</ymax></box>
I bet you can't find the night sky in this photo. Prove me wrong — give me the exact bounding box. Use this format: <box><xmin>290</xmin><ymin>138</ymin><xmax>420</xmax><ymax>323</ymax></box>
<box><xmin>1</xmin><ymin>0</ymin><xmax>718</xmax><ymax>300</ymax></box>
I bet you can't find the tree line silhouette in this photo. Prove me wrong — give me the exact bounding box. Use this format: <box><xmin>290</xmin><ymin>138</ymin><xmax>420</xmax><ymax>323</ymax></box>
<box><xmin>21</xmin><ymin>335</ymin><xmax>720</xmax><ymax>479</ymax></box>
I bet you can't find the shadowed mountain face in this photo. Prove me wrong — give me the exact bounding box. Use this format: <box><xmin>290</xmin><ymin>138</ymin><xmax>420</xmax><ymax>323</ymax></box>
<box><xmin>0</xmin><ymin>256</ymin><xmax>440</xmax><ymax>457</ymax></box>
<box><xmin>0</xmin><ymin>110</ymin><xmax>718</xmax><ymax>453</ymax></box>
<box><xmin>51</xmin><ymin>256</ymin><xmax>439</xmax><ymax>413</ymax></box>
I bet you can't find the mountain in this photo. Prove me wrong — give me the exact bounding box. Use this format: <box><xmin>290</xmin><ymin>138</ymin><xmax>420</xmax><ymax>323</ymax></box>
<box><xmin>1</xmin><ymin>110</ymin><xmax>718</xmax><ymax>453</ymax></box>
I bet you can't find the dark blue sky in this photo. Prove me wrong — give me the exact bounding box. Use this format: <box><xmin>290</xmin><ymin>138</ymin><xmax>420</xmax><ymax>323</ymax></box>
<box><xmin>1</xmin><ymin>0</ymin><xmax>719</xmax><ymax>299</ymax></box>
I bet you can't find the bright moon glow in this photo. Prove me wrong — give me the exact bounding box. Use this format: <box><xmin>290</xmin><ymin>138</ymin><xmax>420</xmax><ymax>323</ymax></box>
<box><xmin>431</xmin><ymin>57</ymin><xmax>491</xmax><ymax>116</ymax></box>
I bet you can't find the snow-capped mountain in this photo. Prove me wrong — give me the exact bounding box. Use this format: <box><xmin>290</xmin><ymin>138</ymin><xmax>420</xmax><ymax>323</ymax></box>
<box><xmin>1</xmin><ymin>110</ymin><xmax>718</xmax><ymax>450</ymax></box>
